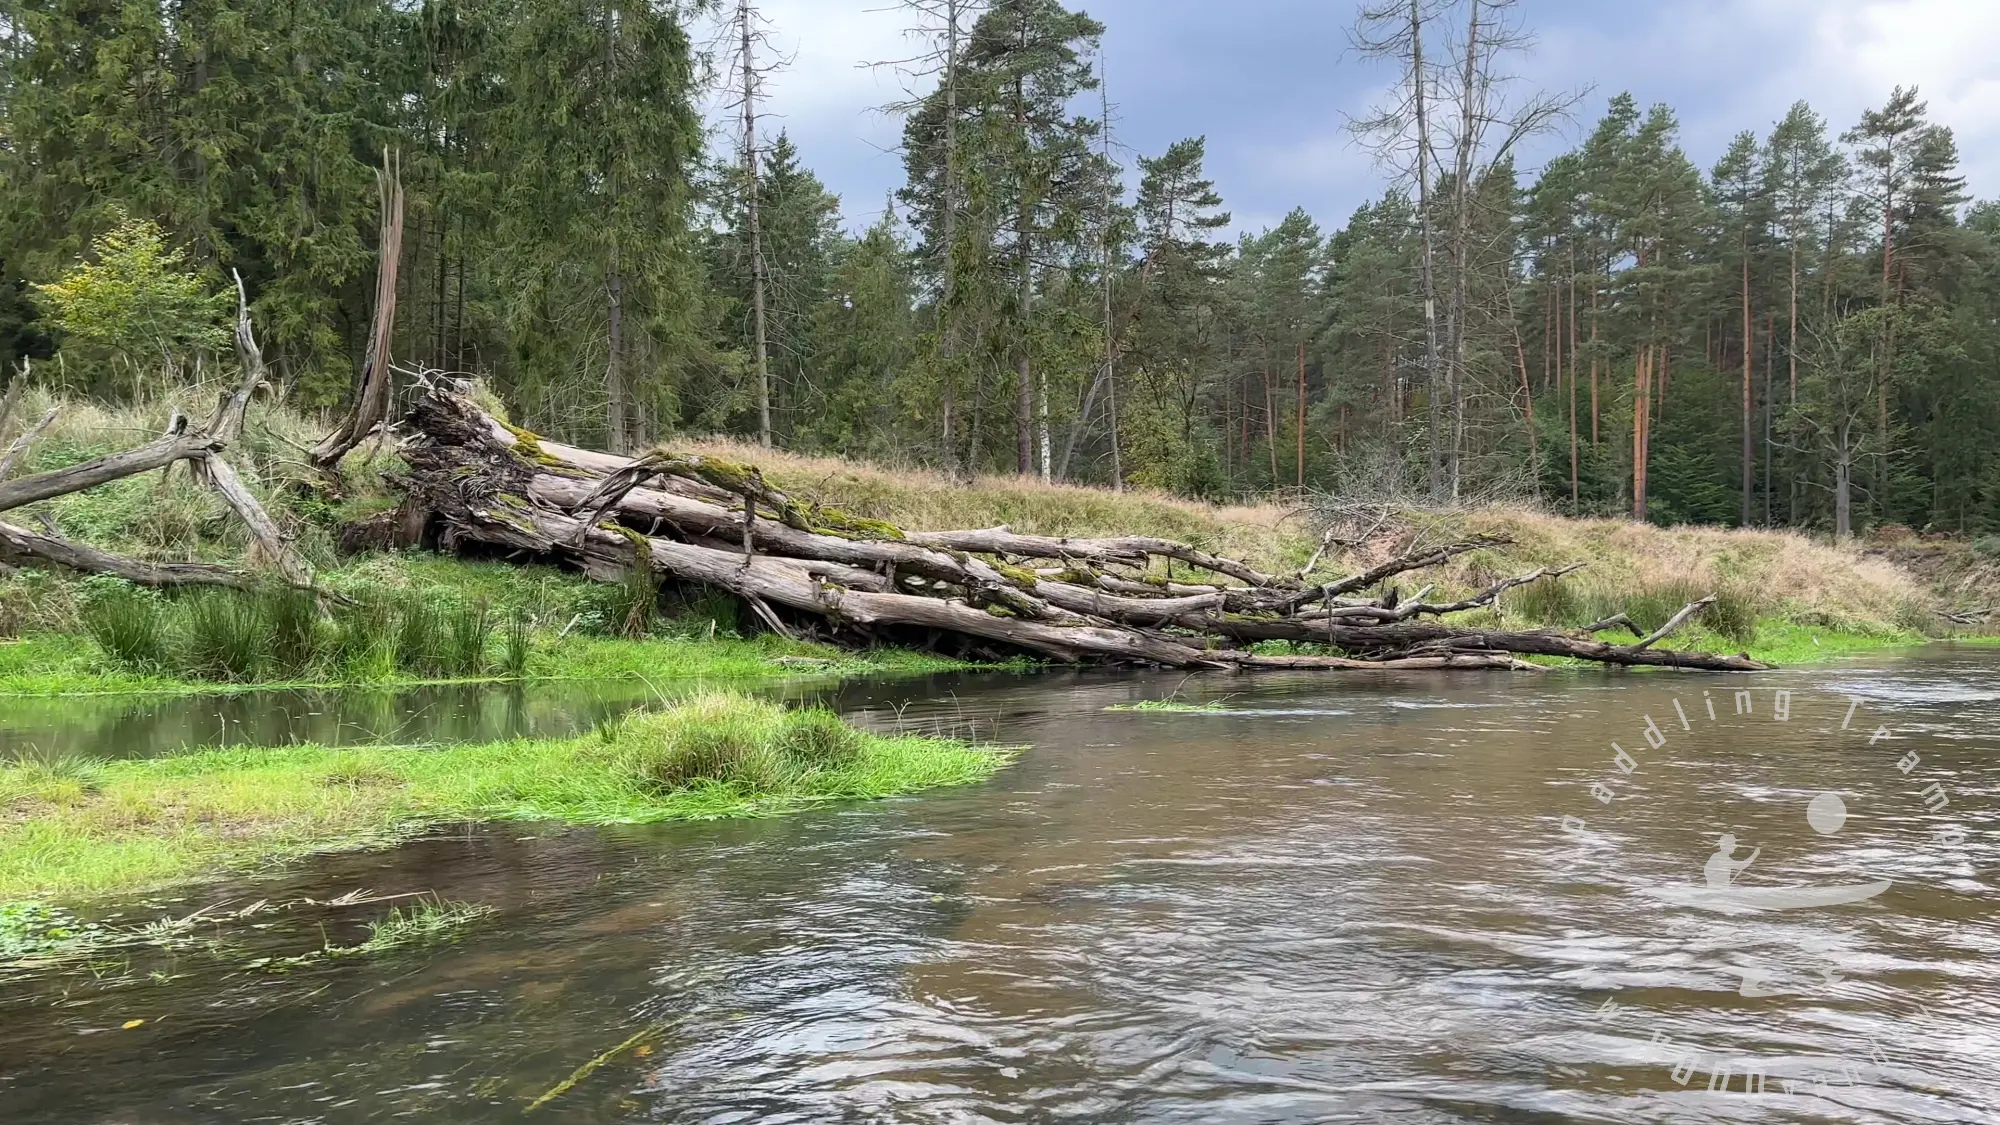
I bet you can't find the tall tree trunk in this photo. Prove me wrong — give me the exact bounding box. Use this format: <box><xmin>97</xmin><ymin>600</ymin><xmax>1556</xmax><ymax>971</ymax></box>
<box><xmin>938</xmin><ymin>0</ymin><xmax>960</xmax><ymax>476</ymax></box>
<box><xmin>1409</xmin><ymin>0</ymin><xmax>1443</xmax><ymax>500</ymax></box>
<box><xmin>1632</xmin><ymin>344</ymin><xmax>1651</xmax><ymax>522</ymax></box>
<box><xmin>606</xmin><ymin>254</ymin><xmax>625</xmax><ymax>453</ymax></box>
<box><xmin>740</xmin><ymin>0</ymin><xmax>772</xmax><ymax>449</ymax></box>
<box><xmin>603</xmin><ymin>3</ymin><xmax>626</xmax><ymax>453</ymax></box>
<box><xmin>1741</xmin><ymin>248</ymin><xmax>1753</xmax><ymax>526</ymax></box>
<box><xmin>1445</xmin><ymin>0</ymin><xmax>1480</xmax><ymax>504</ymax></box>
<box><xmin>1263</xmin><ymin>357</ymin><xmax>1279</xmax><ymax>486</ymax></box>
<box><xmin>1295</xmin><ymin>340</ymin><xmax>1306</xmax><ymax>489</ymax></box>
<box><xmin>1788</xmin><ymin>238</ymin><xmax>1800</xmax><ymax>405</ymax></box>
<box><xmin>1835</xmin><ymin>421</ymin><xmax>1854</xmax><ymax>541</ymax></box>
<box><xmin>1567</xmin><ymin>249</ymin><xmax>1579</xmax><ymax>508</ymax></box>
<box><xmin>1588</xmin><ymin>273</ymin><xmax>1600</xmax><ymax>448</ymax></box>
<box><xmin>1763</xmin><ymin>311</ymin><xmax>1775</xmax><ymax>526</ymax></box>
<box><xmin>1012</xmin><ymin>60</ymin><xmax>1033</xmax><ymax>478</ymax></box>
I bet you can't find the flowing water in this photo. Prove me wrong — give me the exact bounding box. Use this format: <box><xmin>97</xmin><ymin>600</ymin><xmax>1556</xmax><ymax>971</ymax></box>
<box><xmin>2</xmin><ymin>651</ymin><xmax>1996</xmax><ymax>1123</ymax></box>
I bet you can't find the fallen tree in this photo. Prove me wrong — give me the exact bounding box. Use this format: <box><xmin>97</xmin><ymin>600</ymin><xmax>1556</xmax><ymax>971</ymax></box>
<box><xmin>387</xmin><ymin>379</ymin><xmax>1769</xmax><ymax>672</ymax></box>
<box><xmin>0</xmin><ymin>276</ymin><xmax>316</xmax><ymax>592</ymax></box>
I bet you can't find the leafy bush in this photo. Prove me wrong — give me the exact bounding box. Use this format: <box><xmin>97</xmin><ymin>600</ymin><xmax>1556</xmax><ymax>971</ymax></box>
<box><xmin>32</xmin><ymin>215</ymin><xmax>232</xmax><ymax>391</ymax></box>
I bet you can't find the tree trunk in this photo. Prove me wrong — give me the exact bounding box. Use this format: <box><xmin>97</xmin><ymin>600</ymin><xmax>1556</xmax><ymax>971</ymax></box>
<box><xmin>1741</xmin><ymin>249</ymin><xmax>1754</xmax><ymax>526</ymax></box>
<box><xmin>1295</xmin><ymin>339</ymin><xmax>1307</xmax><ymax>489</ymax></box>
<box><xmin>1409</xmin><ymin>0</ymin><xmax>1443</xmax><ymax>501</ymax></box>
<box><xmin>1632</xmin><ymin>345</ymin><xmax>1651</xmax><ymax>522</ymax></box>
<box><xmin>740</xmin><ymin>0</ymin><xmax>772</xmax><ymax>450</ymax></box>
<box><xmin>393</xmin><ymin>380</ymin><xmax>1770</xmax><ymax>672</ymax></box>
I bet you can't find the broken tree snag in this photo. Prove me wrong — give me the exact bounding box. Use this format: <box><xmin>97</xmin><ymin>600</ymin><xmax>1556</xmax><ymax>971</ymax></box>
<box><xmin>391</xmin><ymin>380</ymin><xmax>1772</xmax><ymax>672</ymax></box>
<box><xmin>311</xmin><ymin>150</ymin><xmax>407</xmax><ymax>475</ymax></box>
<box><xmin>0</xmin><ymin>407</ymin><xmax>59</xmax><ymax>481</ymax></box>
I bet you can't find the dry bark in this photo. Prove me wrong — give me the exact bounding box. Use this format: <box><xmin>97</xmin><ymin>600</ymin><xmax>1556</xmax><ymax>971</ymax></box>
<box><xmin>388</xmin><ymin>380</ymin><xmax>1770</xmax><ymax>673</ymax></box>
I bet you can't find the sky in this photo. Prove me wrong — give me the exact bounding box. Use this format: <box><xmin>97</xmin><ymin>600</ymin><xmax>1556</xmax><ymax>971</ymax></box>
<box><xmin>706</xmin><ymin>0</ymin><xmax>2000</xmax><ymax>237</ymax></box>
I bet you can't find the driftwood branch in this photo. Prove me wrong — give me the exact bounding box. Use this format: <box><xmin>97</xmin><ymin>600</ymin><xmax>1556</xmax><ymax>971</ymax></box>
<box><xmin>0</xmin><ymin>282</ymin><xmax>315</xmax><ymax>593</ymax></box>
<box><xmin>1631</xmin><ymin>596</ymin><xmax>1716</xmax><ymax>651</ymax></box>
<box><xmin>0</xmin><ymin>519</ymin><xmax>261</xmax><ymax>590</ymax></box>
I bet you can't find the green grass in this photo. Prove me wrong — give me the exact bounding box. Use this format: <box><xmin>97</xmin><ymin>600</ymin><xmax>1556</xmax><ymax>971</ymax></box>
<box><xmin>0</xmin><ymin>554</ymin><xmax>992</xmax><ymax>698</ymax></box>
<box><xmin>0</xmin><ymin>693</ymin><xmax>1013</xmax><ymax>900</ymax></box>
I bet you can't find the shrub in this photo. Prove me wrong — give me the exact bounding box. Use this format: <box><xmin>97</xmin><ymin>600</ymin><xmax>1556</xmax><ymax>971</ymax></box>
<box><xmin>776</xmin><ymin>708</ymin><xmax>864</xmax><ymax>770</ymax></box>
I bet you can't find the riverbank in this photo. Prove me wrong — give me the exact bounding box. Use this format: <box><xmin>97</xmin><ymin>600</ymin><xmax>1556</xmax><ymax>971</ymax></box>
<box><xmin>0</xmin><ymin>693</ymin><xmax>1010</xmax><ymax>901</ymax></box>
<box><xmin>0</xmin><ymin>389</ymin><xmax>1976</xmax><ymax>690</ymax></box>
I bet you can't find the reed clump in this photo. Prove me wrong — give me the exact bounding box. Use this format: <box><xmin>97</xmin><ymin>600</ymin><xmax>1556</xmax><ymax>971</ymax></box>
<box><xmin>602</xmin><ymin>693</ymin><xmax>871</xmax><ymax>792</ymax></box>
<box><xmin>80</xmin><ymin>584</ymin><xmax>499</xmax><ymax>684</ymax></box>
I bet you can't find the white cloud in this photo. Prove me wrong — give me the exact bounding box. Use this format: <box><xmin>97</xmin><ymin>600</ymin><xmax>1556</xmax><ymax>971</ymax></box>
<box><xmin>700</xmin><ymin>0</ymin><xmax>2000</xmax><ymax>236</ymax></box>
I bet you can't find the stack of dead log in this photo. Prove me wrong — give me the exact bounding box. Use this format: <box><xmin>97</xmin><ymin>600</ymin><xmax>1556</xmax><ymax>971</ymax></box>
<box><xmin>383</xmin><ymin>379</ymin><xmax>1767</xmax><ymax>672</ymax></box>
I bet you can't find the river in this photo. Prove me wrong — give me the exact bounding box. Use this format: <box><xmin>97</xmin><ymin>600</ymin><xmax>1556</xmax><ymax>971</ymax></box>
<box><xmin>1</xmin><ymin>651</ymin><xmax>1995</xmax><ymax>1122</ymax></box>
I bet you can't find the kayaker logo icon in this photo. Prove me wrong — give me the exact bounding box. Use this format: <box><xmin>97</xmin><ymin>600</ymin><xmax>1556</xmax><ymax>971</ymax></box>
<box><xmin>1645</xmin><ymin>807</ymin><xmax>1892</xmax><ymax>914</ymax></box>
<box><xmin>1555</xmin><ymin>688</ymin><xmax>1974</xmax><ymax>1098</ymax></box>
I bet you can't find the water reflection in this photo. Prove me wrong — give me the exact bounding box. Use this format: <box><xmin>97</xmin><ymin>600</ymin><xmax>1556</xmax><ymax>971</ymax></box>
<box><xmin>0</xmin><ymin>677</ymin><xmax>884</xmax><ymax>759</ymax></box>
<box><xmin>0</xmin><ymin>651</ymin><xmax>1994</xmax><ymax>1122</ymax></box>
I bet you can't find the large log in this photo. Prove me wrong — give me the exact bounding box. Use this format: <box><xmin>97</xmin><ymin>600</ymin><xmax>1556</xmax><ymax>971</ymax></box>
<box><xmin>393</xmin><ymin>382</ymin><xmax>1771</xmax><ymax>673</ymax></box>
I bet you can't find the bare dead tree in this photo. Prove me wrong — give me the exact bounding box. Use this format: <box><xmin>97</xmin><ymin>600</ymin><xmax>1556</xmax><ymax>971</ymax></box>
<box><xmin>1350</xmin><ymin>0</ymin><xmax>1444</xmax><ymax>499</ymax></box>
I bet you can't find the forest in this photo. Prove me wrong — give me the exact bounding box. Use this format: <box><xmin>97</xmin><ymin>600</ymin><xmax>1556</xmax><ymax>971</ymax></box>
<box><xmin>1</xmin><ymin>0</ymin><xmax>1994</xmax><ymax>541</ymax></box>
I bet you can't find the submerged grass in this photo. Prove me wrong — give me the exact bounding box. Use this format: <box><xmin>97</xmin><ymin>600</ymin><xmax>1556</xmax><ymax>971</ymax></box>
<box><xmin>0</xmin><ymin>692</ymin><xmax>1012</xmax><ymax>899</ymax></box>
<box><xmin>1104</xmin><ymin>698</ymin><xmax>1231</xmax><ymax>713</ymax></box>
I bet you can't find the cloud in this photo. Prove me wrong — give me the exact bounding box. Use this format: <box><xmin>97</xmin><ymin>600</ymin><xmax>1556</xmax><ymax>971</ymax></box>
<box><xmin>709</xmin><ymin>0</ymin><xmax>2000</xmax><ymax>237</ymax></box>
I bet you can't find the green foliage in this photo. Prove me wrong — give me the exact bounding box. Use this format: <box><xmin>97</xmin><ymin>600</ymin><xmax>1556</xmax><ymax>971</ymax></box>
<box><xmin>31</xmin><ymin>217</ymin><xmax>231</xmax><ymax>390</ymax></box>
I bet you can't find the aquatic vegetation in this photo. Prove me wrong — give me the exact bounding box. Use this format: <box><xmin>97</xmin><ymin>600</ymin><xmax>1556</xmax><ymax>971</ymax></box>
<box><xmin>346</xmin><ymin>897</ymin><xmax>493</xmax><ymax>955</ymax></box>
<box><xmin>0</xmin><ymin>693</ymin><xmax>1014</xmax><ymax>898</ymax></box>
<box><xmin>1105</xmin><ymin>698</ymin><xmax>1230</xmax><ymax>713</ymax></box>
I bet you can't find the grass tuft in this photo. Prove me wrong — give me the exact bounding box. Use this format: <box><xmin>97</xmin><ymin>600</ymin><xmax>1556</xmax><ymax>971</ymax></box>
<box><xmin>347</xmin><ymin>897</ymin><xmax>493</xmax><ymax>955</ymax></box>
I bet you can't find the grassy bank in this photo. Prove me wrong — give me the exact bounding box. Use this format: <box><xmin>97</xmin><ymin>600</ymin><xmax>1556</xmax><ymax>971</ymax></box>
<box><xmin>0</xmin><ymin>693</ymin><xmax>1011</xmax><ymax>900</ymax></box>
<box><xmin>0</xmin><ymin>388</ymin><xmax>1972</xmax><ymax>680</ymax></box>
<box><xmin>0</xmin><ymin>553</ymin><xmax>983</xmax><ymax>697</ymax></box>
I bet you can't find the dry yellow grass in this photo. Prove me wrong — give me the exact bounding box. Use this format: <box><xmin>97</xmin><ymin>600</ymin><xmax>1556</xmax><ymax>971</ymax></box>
<box><xmin>681</xmin><ymin>438</ymin><xmax>1934</xmax><ymax>635</ymax></box>
<box><xmin>681</xmin><ymin>436</ymin><xmax>1302</xmax><ymax>571</ymax></box>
